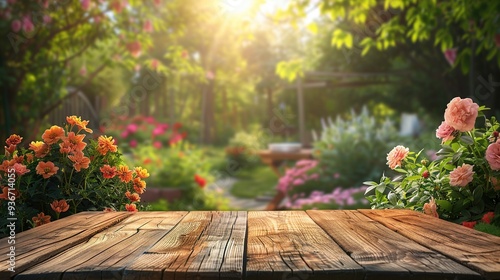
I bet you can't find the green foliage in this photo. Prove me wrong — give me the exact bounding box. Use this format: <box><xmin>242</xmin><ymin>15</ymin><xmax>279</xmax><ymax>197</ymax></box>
<box><xmin>314</xmin><ymin>107</ymin><xmax>401</xmax><ymax>187</ymax></box>
<box><xmin>308</xmin><ymin>0</ymin><xmax>500</xmax><ymax>71</ymax></box>
<box><xmin>128</xmin><ymin>142</ymin><xmax>212</xmax><ymax>191</ymax></box>
<box><xmin>230</xmin><ymin>166</ymin><xmax>277</xmax><ymax>199</ymax></box>
<box><xmin>225</xmin><ymin>128</ymin><xmax>266</xmax><ymax>170</ymax></box>
<box><xmin>474</xmin><ymin>223</ymin><xmax>500</xmax><ymax>237</ymax></box>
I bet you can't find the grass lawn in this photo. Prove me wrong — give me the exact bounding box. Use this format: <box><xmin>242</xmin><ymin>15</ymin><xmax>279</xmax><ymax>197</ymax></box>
<box><xmin>230</xmin><ymin>165</ymin><xmax>278</xmax><ymax>198</ymax></box>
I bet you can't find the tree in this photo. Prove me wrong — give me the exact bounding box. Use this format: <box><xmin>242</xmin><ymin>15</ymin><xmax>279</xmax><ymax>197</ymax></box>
<box><xmin>0</xmin><ymin>0</ymin><xmax>165</xmax><ymax>142</ymax></box>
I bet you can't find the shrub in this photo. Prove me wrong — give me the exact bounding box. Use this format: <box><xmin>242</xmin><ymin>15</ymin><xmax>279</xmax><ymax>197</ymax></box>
<box><xmin>365</xmin><ymin>97</ymin><xmax>500</xmax><ymax>230</ymax></box>
<box><xmin>0</xmin><ymin>116</ymin><xmax>148</xmax><ymax>236</ymax></box>
<box><xmin>314</xmin><ymin>107</ymin><xmax>401</xmax><ymax>188</ymax></box>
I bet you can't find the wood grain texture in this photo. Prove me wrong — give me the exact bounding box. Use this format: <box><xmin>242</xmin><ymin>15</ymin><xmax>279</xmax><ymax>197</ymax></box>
<box><xmin>15</xmin><ymin>211</ymin><xmax>187</xmax><ymax>280</ymax></box>
<box><xmin>123</xmin><ymin>211</ymin><xmax>247</xmax><ymax>280</ymax></box>
<box><xmin>360</xmin><ymin>209</ymin><xmax>500</xmax><ymax>280</ymax></box>
<box><xmin>0</xmin><ymin>211</ymin><xmax>131</xmax><ymax>279</ymax></box>
<box><xmin>307</xmin><ymin>210</ymin><xmax>481</xmax><ymax>280</ymax></box>
<box><xmin>246</xmin><ymin>211</ymin><xmax>363</xmax><ymax>280</ymax></box>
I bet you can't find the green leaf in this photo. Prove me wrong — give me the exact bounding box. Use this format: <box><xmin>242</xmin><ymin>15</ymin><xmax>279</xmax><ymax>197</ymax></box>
<box><xmin>436</xmin><ymin>200</ymin><xmax>452</xmax><ymax>212</ymax></box>
<box><xmin>473</xmin><ymin>186</ymin><xmax>483</xmax><ymax>203</ymax></box>
<box><xmin>376</xmin><ymin>183</ymin><xmax>387</xmax><ymax>194</ymax></box>
<box><xmin>460</xmin><ymin>135</ymin><xmax>474</xmax><ymax>145</ymax></box>
<box><xmin>388</xmin><ymin>192</ymin><xmax>398</xmax><ymax>205</ymax></box>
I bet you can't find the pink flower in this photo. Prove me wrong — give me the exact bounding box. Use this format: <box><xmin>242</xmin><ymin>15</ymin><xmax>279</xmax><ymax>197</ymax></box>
<box><xmin>143</xmin><ymin>20</ymin><xmax>153</xmax><ymax>33</ymax></box>
<box><xmin>126</xmin><ymin>41</ymin><xmax>141</xmax><ymax>58</ymax></box>
<box><xmin>120</xmin><ymin>130</ymin><xmax>129</xmax><ymax>138</ymax></box>
<box><xmin>486</xmin><ymin>142</ymin><xmax>500</xmax><ymax>170</ymax></box>
<box><xmin>423</xmin><ymin>197</ymin><xmax>439</xmax><ymax>218</ymax></box>
<box><xmin>152</xmin><ymin>126</ymin><xmax>165</xmax><ymax>136</ymax></box>
<box><xmin>153</xmin><ymin>141</ymin><xmax>162</xmax><ymax>149</ymax></box>
<box><xmin>11</xmin><ymin>19</ymin><xmax>21</xmax><ymax>32</ymax></box>
<box><xmin>81</xmin><ymin>0</ymin><xmax>90</xmax><ymax>10</ymax></box>
<box><xmin>22</xmin><ymin>16</ymin><xmax>34</xmax><ymax>34</ymax></box>
<box><xmin>154</xmin><ymin>0</ymin><xmax>161</xmax><ymax>7</ymax></box>
<box><xmin>43</xmin><ymin>15</ymin><xmax>51</xmax><ymax>24</ymax></box>
<box><xmin>126</xmin><ymin>123</ymin><xmax>138</xmax><ymax>133</ymax></box>
<box><xmin>129</xmin><ymin>139</ymin><xmax>137</xmax><ymax>148</ymax></box>
<box><xmin>436</xmin><ymin>121</ymin><xmax>455</xmax><ymax>143</ymax></box>
<box><xmin>444</xmin><ymin>48</ymin><xmax>457</xmax><ymax>66</ymax></box>
<box><xmin>444</xmin><ymin>97</ymin><xmax>479</xmax><ymax>132</ymax></box>
<box><xmin>386</xmin><ymin>145</ymin><xmax>409</xmax><ymax>170</ymax></box>
<box><xmin>449</xmin><ymin>163</ymin><xmax>474</xmax><ymax>187</ymax></box>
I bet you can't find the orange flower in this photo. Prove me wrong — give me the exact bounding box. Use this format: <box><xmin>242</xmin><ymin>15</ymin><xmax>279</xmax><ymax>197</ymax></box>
<box><xmin>32</xmin><ymin>212</ymin><xmax>51</xmax><ymax>226</ymax></box>
<box><xmin>103</xmin><ymin>207</ymin><xmax>116</xmax><ymax>212</ymax></box>
<box><xmin>62</xmin><ymin>132</ymin><xmax>87</xmax><ymax>153</ymax></box>
<box><xmin>29</xmin><ymin>141</ymin><xmax>50</xmax><ymax>158</ymax></box>
<box><xmin>100</xmin><ymin>164</ymin><xmax>117</xmax><ymax>179</ymax></box>
<box><xmin>134</xmin><ymin>167</ymin><xmax>150</xmax><ymax>179</ymax></box>
<box><xmin>67</xmin><ymin>115</ymin><xmax>93</xmax><ymax>133</ymax></box>
<box><xmin>0</xmin><ymin>187</ymin><xmax>8</xmax><ymax>200</ymax></box>
<box><xmin>42</xmin><ymin>125</ymin><xmax>65</xmax><ymax>145</ymax></box>
<box><xmin>25</xmin><ymin>153</ymin><xmax>34</xmax><ymax>163</ymax></box>
<box><xmin>68</xmin><ymin>151</ymin><xmax>90</xmax><ymax>172</ymax></box>
<box><xmin>13</xmin><ymin>163</ymin><xmax>30</xmax><ymax>176</ymax></box>
<box><xmin>11</xmin><ymin>154</ymin><xmax>24</xmax><ymax>164</ymax></box>
<box><xmin>125</xmin><ymin>203</ymin><xmax>138</xmax><ymax>212</ymax></box>
<box><xmin>117</xmin><ymin>165</ymin><xmax>133</xmax><ymax>183</ymax></box>
<box><xmin>36</xmin><ymin>161</ymin><xmax>59</xmax><ymax>179</ymax></box>
<box><xmin>0</xmin><ymin>160</ymin><xmax>10</xmax><ymax>172</ymax></box>
<box><xmin>50</xmin><ymin>199</ymin><xmax>70</xmax><ymax>213</ymax></box>
<box><xmin>5</xmin><ymin>134</ymin><xmax>22</xmax><ymax>146</ymax></box>
<box><xmin>97</xmin><ymin>135</ymin><xmax>118</xmax><ymax>155</ymax></box>
<box><xmin>125</xmin><ymin>191</ymin><xmax>141</xmax><ymax>202</ymax></box>
<box><xmin>132</xmin><ymin>177</ymin><xmax>146</xmax><ymax>194</ymax></box>
<box><xmin>4</xmin><ymin>144</ymin><xmax>16</xmax><ymax>155</ymax></box>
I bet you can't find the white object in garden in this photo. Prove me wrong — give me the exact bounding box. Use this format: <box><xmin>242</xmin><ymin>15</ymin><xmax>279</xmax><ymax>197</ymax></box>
<box><xmin>400</xmin><ymin>113</ymin><xmax>421</xmax><ymax>137</ymax></box>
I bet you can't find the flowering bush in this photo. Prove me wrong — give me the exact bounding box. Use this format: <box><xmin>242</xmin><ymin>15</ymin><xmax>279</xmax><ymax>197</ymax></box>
<box><xmin>365</xmin><ymin>97</ymin><xmax>500</xmax><ymax>232</ymax></box>
<box><xmin>104</xmin><ymin>115</ymin><xmax>187</xmax><ymax>153</ymax></box>
<box><xmin>277</xmin><ymin>159</ymin><xmax>368</xmax><ymax>209</ymax></box>
<box><xmin>0</xmin><ymin>116</ymin><xmax>148</xmax><ymax>236</ymax></box>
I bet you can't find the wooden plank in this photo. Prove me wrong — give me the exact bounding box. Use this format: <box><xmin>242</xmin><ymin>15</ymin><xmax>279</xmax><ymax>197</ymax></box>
<box><xmin>15</xmin><ymin>212</ymin><xmax>187</xmax><ymax>280</ymax></box>
<box><xmin>360</xmin><ymin>209</ymin><xmax>500</xmax><ymax>280</ymax></box>
<box><xmin>1</xmin><ymin>211</ymin><xmax>131</xmax><ymax>279</ymax></box>
<box><xmin>123</xmin><ymin>211</ymin><xmax>246</xmax><ymax>280</ymax></box>
<box><xmin>308</xmin><ymin>210</ymin><xmax>481</xmax><ymax>280</ymax></box>
<box><xmin>246</xmin><ymin>211</ymin><xmax>363</xmax><ymax>280</ymax></box>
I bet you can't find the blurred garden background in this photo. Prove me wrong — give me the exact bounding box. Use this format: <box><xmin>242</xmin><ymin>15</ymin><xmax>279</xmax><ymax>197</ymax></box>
<box><xmin>1</xmin><ymin>0</ymin><xmax>500</xmax><ymax>214</ymax></box>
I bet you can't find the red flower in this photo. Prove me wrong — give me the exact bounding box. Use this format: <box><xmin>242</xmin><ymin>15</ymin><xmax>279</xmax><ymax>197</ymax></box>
<box><xmin>422</xmin><ymin>170</ymin><xmax>430</xmax><ymax>179</ymax></box>
<box><xmin>481</xmin><ymin>212</ymin><xmax>495</xmax><ymax>224</ymax></box>
<box><xmin>126</xmin><ymin>41</ymin><xmax>141</xmax><ymax>58</ymax></box>
<box><xmin>194</xmin><ymin>174</ymin><xmax>207</xmax><ymax>188</ymax></box>
<box><xmin>125</xmin><ymin>203</ymin><xmax>138</xmax><ymax>212</ymax></box>
<box><xmin>461</xmin><ymin>221</ymin><xmax>477</xmax><ymax>229</ymax></box>
<box><xmin>5</xmin><ymin>134</ymin><xmax>22</xmax><ymax>146</ymax></box>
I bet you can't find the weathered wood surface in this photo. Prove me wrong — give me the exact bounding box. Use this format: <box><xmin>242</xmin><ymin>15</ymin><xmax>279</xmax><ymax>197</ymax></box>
<box><xmin>308</xmin><ymin>210</ymin><xmax>481</xmax><ymax>280</ymax></box>
<box><xmin>123</xmin><ymin>211</ymin><xmax>247</xmax><ymax>280</ymax></box>
<box><xmin>1</xmin><ymin>211</ymin><xmax>132</xmax><ymax>279</ymax></box>
<box><xmin>246</xmin><ymin>211</ymin><xmax>363</xmax><ymax>280</ymax></box>
<box><xmin>1</xmin><ymin>210</ymin><xmax>500</xmax><ymax>280</ymax></box>
<box><xmin>360</xmin><ymin>209</ymin><xmax>500</xmax><ymax>280</ymax></box>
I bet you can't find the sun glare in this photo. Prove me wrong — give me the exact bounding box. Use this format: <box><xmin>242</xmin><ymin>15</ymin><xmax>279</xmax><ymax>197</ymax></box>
<box><xmin>221</xmin><ymin>0</ymin><xmax>254</xmax><ymax>15</ymax></box>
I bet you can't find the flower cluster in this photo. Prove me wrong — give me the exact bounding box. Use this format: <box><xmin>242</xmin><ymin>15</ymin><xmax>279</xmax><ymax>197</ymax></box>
<box><xmin>276</xmin><ymin>159</ymin><xmax>367</xmax><ymax>209</ymax></box>
<box><xmin>366</xmin><ymin>97</ymin><xmax>500</xmax><ymax>229</ymax></box>
<box><xmin>105</xmin><ymin>115</ymin><xmax>187</xmax><ymax>152</ymax></box>
<box><xmin>0</xmin><ymin>116</ymin><xmax>149</xmax><ymax>235</ymax></box>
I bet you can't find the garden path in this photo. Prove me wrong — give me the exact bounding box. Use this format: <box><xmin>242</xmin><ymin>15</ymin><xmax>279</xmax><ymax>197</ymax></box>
<box><xmin>210</xmin><ymin>178</ymin><xmax>270</xmax><ymax>210</ymax></box>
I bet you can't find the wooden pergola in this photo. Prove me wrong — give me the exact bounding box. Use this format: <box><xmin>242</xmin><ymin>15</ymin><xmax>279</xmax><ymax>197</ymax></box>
<box><xmin>291</xmin><ymin>71</ymin><xmax>405</xmax><ymax>144</ymax></box>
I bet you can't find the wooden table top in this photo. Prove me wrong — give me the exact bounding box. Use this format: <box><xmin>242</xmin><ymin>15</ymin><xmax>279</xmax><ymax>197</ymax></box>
<box><xmin>2</xmin><ymin>210</ymin><xmax>500</xmax><ymax>280</ymax></box>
